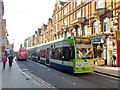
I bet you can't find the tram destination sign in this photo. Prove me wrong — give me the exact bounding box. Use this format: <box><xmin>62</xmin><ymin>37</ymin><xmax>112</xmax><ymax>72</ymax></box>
<box><xmin>75</xmin><ymin>37</ymin><xmax>91</xmax><ymax>44</ymax></box>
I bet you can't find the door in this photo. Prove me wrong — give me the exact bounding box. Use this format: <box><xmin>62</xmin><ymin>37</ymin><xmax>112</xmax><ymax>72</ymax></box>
<box><xmin>46</xmin><ymin>48</ymin><xmax>50</xmax><ymax>64</ymax></box>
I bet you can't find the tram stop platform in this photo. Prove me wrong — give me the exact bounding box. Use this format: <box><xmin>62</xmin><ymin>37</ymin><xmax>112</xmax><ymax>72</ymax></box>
<box><xmin>0</xmin><ymin>59</ymin><xmax>120</xmax><ymax>89</ymax></box>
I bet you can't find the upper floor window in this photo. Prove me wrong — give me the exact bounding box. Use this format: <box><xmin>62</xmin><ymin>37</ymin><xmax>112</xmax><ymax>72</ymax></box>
<box><xmin>76</xmin><ymin>0</ymin><xmax>81</xmax><ymax>6</ymax></box>
<box><xmin>64</xmin><ymin>8</ymin><xmax>67</xmax><ymax>15</ymax></box>
<box><xmin>103</xmin><ymin>17</ymin><xmax>110</xmax><ymax>32</ymax></box>
<box><xmin>82</xmin><ymin>8</ymin><xmax>84</xmax><ymax>17</ymax></box>
<box><xmin>77</xmin><ymin>11</ymin><xmax>81</xmax><ymax>18</ymax></box>
<box><xmin>55</xmin><ymin>24</ymin><xmax>57</xmax><ymax>32</ymax></box>
<box><xmin>56</xmin><ymin>14</ymin><xmax>58</xmax><ymax>21</ymax></box>
<box><xmin>93</xmin><ymin>21</ymin><xmax>98</xmax><ymax>34</ymax></box>
<box><xmin>119</xmin><ymin>14</ymin><xmax>120</xmax><ymax>30</ymax></box>
<box><xmin>64</xmin><ymin>19</ymin><xmax>67</xmax><ymax>25</ymax></box>
<box><xmin>96</xmin><ymin>0</ymin><xmax>104</xmax><ymax>9</ymax></box>
<box><xmin>83</xmin><ymin>25</ymin><xmax>87</xmax><ymax>36</ymax></box>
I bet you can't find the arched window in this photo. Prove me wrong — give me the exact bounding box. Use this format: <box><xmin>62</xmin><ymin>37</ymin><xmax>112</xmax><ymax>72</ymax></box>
<box><xmin>77</xmin><ymin>27</ymin><xmax>80</xmax><ymax>36</ymax></box>
<box><xmin>93</xmin><ymin>21</ymin><xmax>98</xmax><ymax>34</ymax></box>
<box><xmin>103</xmin><ymin>17</ymin><xmax>110</xmax><ymax>32</ymax></box>
<box><xmin>83</xmin><ymin>25</ymin><xmax>87</xmax><ymax>36</ymax></box>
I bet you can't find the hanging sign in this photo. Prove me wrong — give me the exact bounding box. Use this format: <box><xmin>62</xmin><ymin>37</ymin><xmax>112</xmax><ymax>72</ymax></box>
<box><xmin>107</xmin><ymin>36</ymin><xmax>113</xmax><ymax>50</ymax></box>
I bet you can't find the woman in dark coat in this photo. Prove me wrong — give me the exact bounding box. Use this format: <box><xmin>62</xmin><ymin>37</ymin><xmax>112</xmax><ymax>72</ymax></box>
<box><xmin>8</xmin><ymin>51</ymin><xmax>13</xmax><ymax>68</ymax></box>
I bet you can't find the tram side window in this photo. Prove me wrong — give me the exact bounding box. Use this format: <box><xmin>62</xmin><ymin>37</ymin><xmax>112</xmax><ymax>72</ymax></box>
<box><xmin>50</xmin><ymin>48</ymin><xmax>55</xmax><ymax>59</ymax></box>
<box><xmin>55</xmin><ymin>48</ymin><xmax>62</xmax><ymax>60</ymax></box>
<box><xmin>62</xmin><ymin>47</ymin><xmax>71</xmax><ymax>61</ymax></box>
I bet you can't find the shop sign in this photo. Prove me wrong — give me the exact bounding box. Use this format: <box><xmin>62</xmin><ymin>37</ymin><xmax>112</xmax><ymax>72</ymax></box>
<box><xmin>107</xmin><ymin>36</ymin><xmax>113</xmax><ymax>50</ymax></box>
<box><xmin>91</xmin><ymin>37</ymin><xmax>101</xmax><ymax>43</ymax></box>
<box><xmin>117</xmin><ymin>32</ymin><xmax>120</xmax><ymax>41</ymax></box>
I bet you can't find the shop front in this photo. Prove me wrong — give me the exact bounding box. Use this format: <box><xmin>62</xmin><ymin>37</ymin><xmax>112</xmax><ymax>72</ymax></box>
<box><xmin>116</xmin><ymin>31</ymin><xmax>120</xmax><ymax>67</ymax></box>
<box><xmin>91</xmin><ymin>37</ymin><xmax>105</xmax><ymax>65</ymax></box>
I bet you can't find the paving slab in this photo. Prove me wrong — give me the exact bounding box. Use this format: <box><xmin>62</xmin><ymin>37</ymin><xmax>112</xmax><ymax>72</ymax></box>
<box><xmin>0</xmin><ymin>59</ymin><xmax>47</xmax><ymax>88</ymax></box>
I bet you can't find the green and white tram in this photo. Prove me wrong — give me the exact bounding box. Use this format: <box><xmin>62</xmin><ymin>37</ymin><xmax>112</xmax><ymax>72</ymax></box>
<box><xmin>27</xmin><ymin>36</ymin><xmax>94</xmax><ymax>73</ymax></box>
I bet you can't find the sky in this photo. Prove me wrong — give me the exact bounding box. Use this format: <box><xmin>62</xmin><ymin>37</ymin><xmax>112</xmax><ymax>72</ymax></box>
<box><xmin>3</xmin><ymin>0</ymin><xmax>59</xmax><ymax>51</ymax></box>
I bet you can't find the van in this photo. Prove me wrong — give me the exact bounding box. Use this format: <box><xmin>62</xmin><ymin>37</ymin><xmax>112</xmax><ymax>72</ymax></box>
<box><xmin>18</xmin><ymin>49</ymin><xmax>27</xmax><ymax>61</ymax></box>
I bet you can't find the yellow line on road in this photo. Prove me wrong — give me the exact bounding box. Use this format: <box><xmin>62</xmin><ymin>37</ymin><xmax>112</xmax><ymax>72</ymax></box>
<box><xmin>94</xmin><ymin>72</ymin><xmax>119</xmax><ymax>81</ymax></box>
<box><xmin>25</xmin><ymin>71</ymin><xmax>58</xmax><ymax>90</ymax></box>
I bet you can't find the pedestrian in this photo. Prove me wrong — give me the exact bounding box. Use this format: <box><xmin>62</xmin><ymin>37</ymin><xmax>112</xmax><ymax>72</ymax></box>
<box><xmin>2</xmin><ymin>53</ymin><xmax>7</xmax><ymax>69</ymax></box>
<box><xmin>8</xmin><ymin>51</ymin><xmax>14</xmax><ymax>68</ymax></box>
<box><xmin>111</xmin><ymin>54</ymin><xmax>116</xmax><ymax>67</ymax></box>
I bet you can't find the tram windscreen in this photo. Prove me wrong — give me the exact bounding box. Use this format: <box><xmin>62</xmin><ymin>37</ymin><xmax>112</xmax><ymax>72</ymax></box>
<box><xmin>74</xmin><ymin>37</ymin><xmax>93</xmax><ymax>59</ymax></box>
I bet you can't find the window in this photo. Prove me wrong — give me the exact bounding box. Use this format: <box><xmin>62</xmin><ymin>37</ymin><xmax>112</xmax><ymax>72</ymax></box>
<box><xmin>77</xmin><ymin>11</ymin><xmax>81</xmax><ymax>18</ymax></box>
<box><xmin>50</xmin><ymin>45</ymin><xmax>55</xmax><ymax>59</ymax></box>
<box><xmin>77</xmin><ymin>27</ymin><xmax>80</xmax><ymax>36</ymax></box>
<box><xmin>56</xmin><ymin>14</ymin><xmax>58</xmax><ymax>21</ymax></box>
<box><xmin>76</xmin><ymin>0</ymin><xmax>81</xmax><ymax>6</ymax></box>
<box><xmin>83</xmin><ymin>25</ymin><xmax>87</xmax><ymax>36</ymax></box>
<box><xmin>55</xmin><ymin>24</ymin><xmax>57</xmax><ymax>32</ymax></box>
<box><xmin>64</xmin><ymin>19</ymin><xmax>67</xmax><ymax>25</ymax></box>
<box><xmin>62</xmin><ymin>47</ymin><xmax>71</xmax><ymax>61</ymax></box>
<box><xmin>119</xmin><ymin>14</ymin><xmax>120</xmax><ymax>30</ymax></box>
<box><xmin>55</xmin><ymin>48</ymin><xmax>62</xmax><ymax>60</ymax></box>
<box><xmin>96</xmin><ymin>0</ymin><xmax>104</xmax><ymax>9</ymax></box>
<box><xmin>64</xmin><ymin>8</ymin><xmax>67</xmax><ymax>15</ymax></box>
<box><xmin>82</xmin><ymin>8</ymin><xmax>84</xmax><ymax>17</ymax></box>
<box><xmin>103</xmin><ymin>17</ymin><xmax>110</xmax><ymax>32</ymax></box>
<box><xmin>93</xmin><ymin>21</ymin><xmax>98</xmax><ymax>34</ymax></box>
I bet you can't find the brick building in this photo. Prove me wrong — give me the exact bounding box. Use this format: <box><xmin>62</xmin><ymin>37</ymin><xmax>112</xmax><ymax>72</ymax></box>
<box><xmin>25</xmin><ymin>0</ymin><xmax>120</xmax><ymax>66</ymax></box>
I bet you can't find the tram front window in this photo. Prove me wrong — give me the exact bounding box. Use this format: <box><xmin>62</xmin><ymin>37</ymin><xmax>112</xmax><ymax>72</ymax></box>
<box><xmin>76</xmin><ymin>45</ymin><xmax>93</xmax><ymax>59</ymax></box>
<box><xmin>74</xmin><ymin>37</ymin><xmax>93</xmax><ymax>59</ymax></box>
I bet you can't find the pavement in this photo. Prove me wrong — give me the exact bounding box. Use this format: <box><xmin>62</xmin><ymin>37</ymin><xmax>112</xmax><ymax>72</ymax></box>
<box><xmin>0</xmin><ymin>57</ymin><xmax>47</xmax><ymax>89</ymax></box>
<box><xmin>0</xmin><ymin>58</ymin><xmax>120</xmax><ymax>89</ymax></box>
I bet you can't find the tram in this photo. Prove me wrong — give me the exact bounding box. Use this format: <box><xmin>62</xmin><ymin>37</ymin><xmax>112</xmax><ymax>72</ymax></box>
<box><xmin>27</xmin><ymin>36</ymin><xmax>94</xmax><ymax>73</ymax></box>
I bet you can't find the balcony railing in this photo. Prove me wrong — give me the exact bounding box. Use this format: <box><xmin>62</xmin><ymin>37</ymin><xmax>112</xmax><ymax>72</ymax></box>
<box><xmin>71</xmin><ymin>17</ymin><xmax>85</xmax><ymax>25</ymax></box>
<box><xmin>94</xmin><ymin>8</ymin><xmax>105</xmax><ymax>16</ymax></box>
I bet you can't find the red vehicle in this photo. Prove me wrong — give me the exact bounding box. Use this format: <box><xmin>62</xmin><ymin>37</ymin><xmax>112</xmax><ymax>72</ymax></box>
<box><xmin>17</xmin><ymin>49</ymin><xmax>27</xmax><ymax>60</ymax></box>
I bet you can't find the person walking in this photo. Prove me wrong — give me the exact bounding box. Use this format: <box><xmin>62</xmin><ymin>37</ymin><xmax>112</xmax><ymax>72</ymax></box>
<box><xmin>111</xmin><ymin>54</ymin><xmax>116</xmax><ymax>67</ymax></box>
<box><xmin>2</xmin><ymin>53</ymin><xmax>7</xmax><ymax>69</ymax></box>
<box><xmin>8</xmin><ymin>51</ymin><xmax>14</xmax><ymax>68</ymax></box>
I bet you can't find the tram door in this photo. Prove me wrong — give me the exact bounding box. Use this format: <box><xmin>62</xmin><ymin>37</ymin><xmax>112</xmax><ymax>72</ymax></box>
<box><xmin>46</xmin><ymin>48</ymin><xmax>50</xmax><ymax>65</ymax></box>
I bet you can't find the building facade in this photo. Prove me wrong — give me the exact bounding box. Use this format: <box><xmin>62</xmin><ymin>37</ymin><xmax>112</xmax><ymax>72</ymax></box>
<box><xmin>25</xmin><ymin>0</ymin><xmax>120</xmax><ymax>66</ymax></box>
<box><xmin>0</xmin><ymin>0</ymin><xmax>4</xmax><ymax>61</ymax></box>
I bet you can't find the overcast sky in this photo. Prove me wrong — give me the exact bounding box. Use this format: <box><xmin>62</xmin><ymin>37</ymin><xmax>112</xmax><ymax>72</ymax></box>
<box><xmin>3</xmin><ymin>0</ymin><xmax>58</xmax><ymax>51</ymax></box>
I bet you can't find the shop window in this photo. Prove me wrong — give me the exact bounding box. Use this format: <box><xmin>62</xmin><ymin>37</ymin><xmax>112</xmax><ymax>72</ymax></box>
<box><xmin>93</xmin><ymin>21</ymin><xmax>98</xmax><ymax>34</ymax></box>
<box><xmin>96</xmin><ymin>0</ymin><xmax>104</xmax><ymax>9</ymax></box>
<box><xmin>103</xmin><ymin>17</ymin><xmax>110</xmax><ymax>33</ymax></box>
<box><xmin>83</xmin><ymin>25</ymin><xmax>87</xmax><ymax>36</ymax></box>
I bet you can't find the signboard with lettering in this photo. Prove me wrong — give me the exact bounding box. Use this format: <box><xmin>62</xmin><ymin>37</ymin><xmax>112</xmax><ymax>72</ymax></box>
<box><xmin>91</xmin><ymin>37</ymin><xmax>101</xmax><ymax>43</ymax></box>
<box><xmin>75</xmin><ymin>37</ymin><xmax>91</xmax><ymax>44</ymax></box>
<box><xmin>117</xmin><ymin>32</ymin><xmax>120</xmax><ymax>41</ymax></box>
<box><xmin>107</xmin><ymin>36</ymin><xmax>113</xmax><ymax>50</ymax></box>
